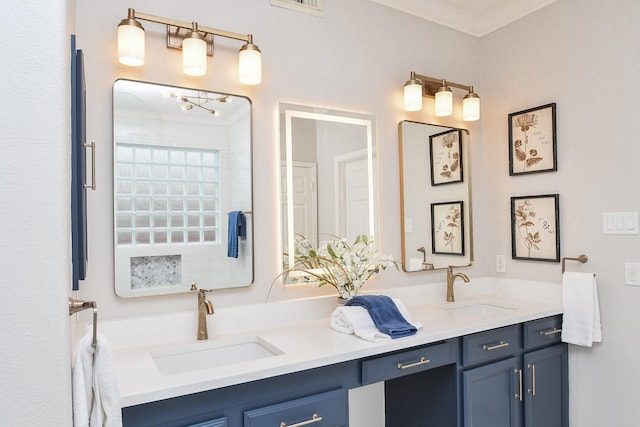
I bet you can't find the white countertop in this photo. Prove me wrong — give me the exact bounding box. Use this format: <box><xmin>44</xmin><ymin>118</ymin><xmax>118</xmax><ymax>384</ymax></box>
<box><xmin>94</xmin><ymin>277</ymin><xmax>563</xmax><ymax>407</ymax></box>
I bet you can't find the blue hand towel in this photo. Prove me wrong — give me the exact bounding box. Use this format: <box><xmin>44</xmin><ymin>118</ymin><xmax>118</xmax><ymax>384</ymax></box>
<box><xmin>227</xmin><ymin>211</ymin><xmax>246</xmax><ymax>258</ymax></box>
<box><xmin>345</xmin><ymin>295</ymin><xmax>418</xmax><ymax>339</ymax></box>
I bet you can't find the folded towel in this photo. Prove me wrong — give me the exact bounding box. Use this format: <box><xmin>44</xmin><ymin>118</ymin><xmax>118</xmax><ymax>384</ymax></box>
<box><xmin>561</xmin><ymin>272</ymin><xmax>602</xmax><ymax>347</ymax></box>
<box><xmin>227</xmin><ymin>211</ymin><xmax>246</xmax><ymax>258</ymax></box>
<box><xmin>72</xmin><ymin>329</ymin><xmax>122</xmax><ymax>427</ymax></box>
<box><xmin>331</xmin><ymin>295</ymin><xmax>421</xmax><ymax>341</ymax></box>
<box><xmin>331</xmin><ymin>306</ymin><xmax>393</xmax><ymax>342</ymax></box>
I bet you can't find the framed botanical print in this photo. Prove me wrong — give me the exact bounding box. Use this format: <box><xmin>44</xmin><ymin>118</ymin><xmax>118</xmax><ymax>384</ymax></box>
<box><xmin>511</xmin><ymin>194</ymin><xmax>560</xmax><ymax>262</ymax></box>
<box><xmin>508</xmin><ymin>103</ymin><xmax>557</xmax><ymax>175</ymax></box>
<box><xmin>431</xmin><ymin>201</ymin><xmax>464</xmax><ymax>255</ymax></box>
<box><xmin>429</xmin><ymin>129</ymin><xmax>463</xmax><ymax>186</ymax></box>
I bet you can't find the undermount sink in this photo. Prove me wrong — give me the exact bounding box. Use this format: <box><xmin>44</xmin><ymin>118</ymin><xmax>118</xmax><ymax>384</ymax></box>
<box><xmin>441</xmin><ymin>303</ymin><xmax>518</xmax><ymax>317</ymax></box>
<box><xmin>151</xmin><ymin>336</ymin><xmax>283</xmax><ymax>375</ymax></box>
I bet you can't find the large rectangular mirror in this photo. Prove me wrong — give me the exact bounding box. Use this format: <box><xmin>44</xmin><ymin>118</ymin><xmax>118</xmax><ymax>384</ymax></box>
<box><xmin>113</xmin><ymin>79</ymin><xmax>253</xmax><ymax>297</ymax></box>
<box><xmin>399</xmin><ymin>120</ymin><xmax>473</xmax><ymax>271</ymax></box>
<box><xmin>279</xmin><ymin>103</ymin><xmax>378</xmax><ymax>276</ymax></box>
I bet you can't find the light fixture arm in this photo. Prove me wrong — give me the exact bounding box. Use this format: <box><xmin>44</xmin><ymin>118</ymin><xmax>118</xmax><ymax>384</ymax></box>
<box><xmin>410</xmin><ymin>72</ymin><xmax>473</xmax><ymax>98</ymax></box>
<box><xmin>127</xmin><ymin>8</ymin><xmax>254</xmax><ymax>44</ymax></box>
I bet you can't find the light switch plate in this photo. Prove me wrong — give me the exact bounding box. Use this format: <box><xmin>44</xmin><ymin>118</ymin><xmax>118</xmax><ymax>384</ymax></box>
<box><xmin>496</xmin><ymin>255</ymin><xmax>506</xmax><ymax>273</ymax></box>
<box><xmin>603</xmin><ymin>212</ymin><xmax>639</xmax><ymax>234</ymax></box>
<box><xmin>625</xmin><ymin>262</ymin><xmax>640</xmax><ymax>286</ymax></box>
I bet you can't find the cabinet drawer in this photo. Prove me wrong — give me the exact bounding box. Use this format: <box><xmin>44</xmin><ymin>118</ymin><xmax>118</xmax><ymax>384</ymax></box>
<box><xmin>524</xmin><ymin>315</ymin><xmax>563</xmax><ymax>350</ymax></box>
<box><xmin>361</xmin><ymin>340</ymin><xmax>457</xmax><ymax>385</ymax></box>
<box><xmin>244</xmin><ymin>388</ymin><xmax>347</xmax><ymax>427</ymax></box>
<box><xmin>463</xmin><ymin>324</ymin><xmax>520</xmax><ymax>366</ymax></box>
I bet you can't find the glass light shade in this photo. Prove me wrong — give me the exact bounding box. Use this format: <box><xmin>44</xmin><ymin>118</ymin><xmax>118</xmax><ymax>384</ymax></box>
<box><xmin>404</xmin><ymin>81</ymin><xmax>423</xmax><ymax>111</ymax></box>
<box><xmin>182</xmin><ymin>32</ymin><xmax>207</xmax><ymax>76</ymax></box>
<box><xmin>239</xmin><ymin>43</ymin><xmax>262</xmax><ymax>85</ymax></box>
<box><xmin>463</xmin><ymin>92</ymin><xmax>480</xmax><ymax>121</ymax></box>
<box><xmin>117</xmin><ymin>21</ymin><xmax>145</xmax><ymax>66</ymax></box>
<box><xmin>435</xmin><ymin>86</ymin><xmax>453</xmax><ymax>117</ymax></box>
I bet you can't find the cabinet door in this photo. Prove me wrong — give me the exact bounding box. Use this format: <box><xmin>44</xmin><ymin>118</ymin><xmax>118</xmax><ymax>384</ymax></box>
<box><xmin>523</xmin><ymin>344</ymin><xmax>568</xmax><ymax>427</ymax></box>
<box><xmin>462</xmin><ymin>357</ymin><xmax>522</xmax><ymax>427</ymax></box>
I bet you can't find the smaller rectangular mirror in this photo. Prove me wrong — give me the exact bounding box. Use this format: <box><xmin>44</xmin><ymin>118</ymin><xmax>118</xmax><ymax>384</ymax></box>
<box><xmin>279</xmin><ymin>103</ymin><xmax>378</xmax><ymax>277</ymax></box>
<box><xmin>399</xmin><ymin>120</ymin><xmax>473</xmax><ymax>272</ymax></box>
<box><xmin>113</xmin><ymin>79</ymin><xmax>253</xmax><ymax>297</ymax></box>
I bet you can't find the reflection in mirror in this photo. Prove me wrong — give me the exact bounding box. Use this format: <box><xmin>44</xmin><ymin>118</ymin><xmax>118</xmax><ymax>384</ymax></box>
<box><xmin>279</xmin><ymin>103</ymin><xmax>378</xmax><ymax>275</ymax></box>
<box><xmin>399</xmin><ymin>120</ymin><xmax>473</xmax><ymax>272</ymax></box>
<box><xmin>113</xmin><ymin>79</ymin><xmax>253</xmax><ymax>297</ymax></box>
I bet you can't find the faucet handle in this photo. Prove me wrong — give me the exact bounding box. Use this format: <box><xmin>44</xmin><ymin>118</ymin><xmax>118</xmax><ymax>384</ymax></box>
<box><xmin>191</xmin><ymin>282</ymin><xmax>213</xmax><ymax>293</ymax></box>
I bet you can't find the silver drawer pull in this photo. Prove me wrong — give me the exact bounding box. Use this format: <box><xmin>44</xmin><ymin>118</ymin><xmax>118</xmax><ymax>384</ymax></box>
<box><xmin>539</xmin><ymin>327</ymin><xmax>562</xmax><ymax>336</ymax></box>
<box><xmin>397</xmin><ymin>357</ymin><xmax>431</xmax><ymax>370</ymax></box>
<box><xmin>482</xmin><ymin>341</ymin><xmax>510</xmax><ymax>351</ymax></box>
<box><xmin>281</xmin><ymin>413</ymin><xmax>323</xmax><ymax>427</ymax></box>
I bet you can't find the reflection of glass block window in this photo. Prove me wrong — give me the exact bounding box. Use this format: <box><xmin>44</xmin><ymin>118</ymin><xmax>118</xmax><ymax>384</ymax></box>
<box><xmin>116</xmin><ymin>144</ymin><xmax>219</xmax><ymax>246</ymax></box>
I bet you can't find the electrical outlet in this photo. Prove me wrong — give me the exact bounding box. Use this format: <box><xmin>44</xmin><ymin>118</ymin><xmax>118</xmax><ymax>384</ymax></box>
<box><xmin>496</xmin><ymin>255</ymin><xmax>506</xmax><ymax>273</ymax></box>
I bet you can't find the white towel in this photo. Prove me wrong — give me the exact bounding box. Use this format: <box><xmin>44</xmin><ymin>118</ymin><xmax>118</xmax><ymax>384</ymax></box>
<box><xmin>561</xmin><ymin>272</ymin><xmax>602</xmax><ymax>347</ymax></box>
<box><xmin>72</xmin><ymin>329</ymin><xmax>122</xmax><ymax>427</ymax></box>
<box><xmin>330</xmin><ymin>298</ymin><xmax>422</xmax><ymax>342</ymax></box>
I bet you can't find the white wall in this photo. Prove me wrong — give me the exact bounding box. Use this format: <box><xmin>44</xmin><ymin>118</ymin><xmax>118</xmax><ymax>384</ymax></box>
<box><xmin>74</xmin><ymin>0</ymin><xmax>483</xmax><ymax>319</ymax></box>
<box><xmin>0</xmin><ymin>0</ymin><xmax>74</xmax><ymax>425</ymax></box>
<box><xmin>481</xmin><ymin>0</ymin><xmax>640</xmax><ymax>424</ymax></box>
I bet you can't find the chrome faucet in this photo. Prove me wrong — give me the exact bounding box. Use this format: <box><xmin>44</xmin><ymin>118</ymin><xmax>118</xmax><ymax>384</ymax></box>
<box><xmin>191</xmin><ymin>283</ymin><xmax>214</xmax><ymax>340</ymax></box>
<box><xmin>446</xmin><ymin>266</ymin><xmax>470</xmax><ymax>302</ymax></box>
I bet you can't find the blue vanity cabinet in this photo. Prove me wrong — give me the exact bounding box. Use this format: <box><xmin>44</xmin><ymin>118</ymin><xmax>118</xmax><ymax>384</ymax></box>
<box><xmin>376</xmin><ymin>340</ymin><xmax>459</xmax><ymax>427</ymax></box>
<box><xmin>459</xmin><ymin>316</ymin><xmax>568</xmax><ymax>427</ymax></box>
<box><xmin>461</xmin><ymin>325</ymin><xmax>523</xmax><ymax>427</ymax></box>
<box><xmin>522</xmin><ymin>317</ymin><xmax>568</xmax><ymax>427</ymax></box>
<box><xmin>121</xmin><ymin>360</ymin><xmax>360</xmax><ymax>427</ymax></box>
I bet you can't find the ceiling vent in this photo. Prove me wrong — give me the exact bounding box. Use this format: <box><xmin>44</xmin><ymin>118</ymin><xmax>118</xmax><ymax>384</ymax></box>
<box><xmin>271</xmin><ymin>0</ymin><xmax>323</xmax><ymax>17</ymax></box>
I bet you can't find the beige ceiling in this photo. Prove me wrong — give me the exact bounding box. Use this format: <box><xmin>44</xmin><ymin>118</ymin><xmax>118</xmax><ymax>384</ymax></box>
<box><xmin>370</xmin><ymin>0</ymin><xmax>558</xmax><ymax>37</ymax></box>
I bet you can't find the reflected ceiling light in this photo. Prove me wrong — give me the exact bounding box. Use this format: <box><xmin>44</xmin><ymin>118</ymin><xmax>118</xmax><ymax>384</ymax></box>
<box><xmin>117</xmin><ymin>8</ymin><xmax>262</xmax><ymax>84</ymax></box>
<box><xmin>403</xmin><ymin>72</ymin><xmax>480</xmax><ymax>121</ymax></box>
<box><xmin>170</xmin><ymin>91</ymin><xmax>226</xmax><ymax>116</ymax></box>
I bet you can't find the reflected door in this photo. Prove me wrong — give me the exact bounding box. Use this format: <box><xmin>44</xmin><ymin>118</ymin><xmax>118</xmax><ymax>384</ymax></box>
<box><xmin>281</xmin><ymin>161</ymin><xmax>318</xmax><ymax>251</ymax></box>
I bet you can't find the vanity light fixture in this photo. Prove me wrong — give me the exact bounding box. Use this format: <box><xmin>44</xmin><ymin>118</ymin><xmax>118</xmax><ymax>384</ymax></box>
<box><xmin>403</xmin><ymin>72</ymin><xmax>480</xmax><ymax>121</ymax></box>
<box><xmin>117</xmin><ymin>8</ymin><xmax>262</xmax><ymax>84</ymax></box>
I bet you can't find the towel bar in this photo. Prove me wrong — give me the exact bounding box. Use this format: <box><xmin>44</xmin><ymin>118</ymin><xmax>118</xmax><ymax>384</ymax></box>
<box><xmin>69</xmin><ymin>298</ymin><xmax>98</xmax><ymax>348</ymax></box>
<box><xmin>561</xmin><ymin>255</ymin><xmax>588</xmax><ymax>274</ymax></box>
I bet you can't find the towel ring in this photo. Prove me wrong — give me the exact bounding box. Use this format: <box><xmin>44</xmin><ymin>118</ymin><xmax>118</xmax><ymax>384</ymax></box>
<box><xmin>561</xmin><ymin>255</ymin><xmax>588</xmax><ymax>274</ymax></box>
<box><xmin>69</xmin><ymin>298</ymin><xmax>98</xmax><ymax>348</ymax></box>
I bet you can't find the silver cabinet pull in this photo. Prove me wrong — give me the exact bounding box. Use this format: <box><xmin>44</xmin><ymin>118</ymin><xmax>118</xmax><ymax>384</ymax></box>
<box><xmin>281</xmin><ymin>413</ymin><xmax>323</xmax><ymax>427</ymax></box>
<box><xmin>539</xmin><ymin>327</ymin><xmax>562</xmax><ymax>336</ymax></box>
<box><xmin>397</xmin><ymin>357</ymin><xmax>431</xmax><ymax>370</ymax></box>
<box><xmin>514</xmin><ymin>368</ymin><xmax>523</xmax><ymax>401</ymax></box>
<box><xmin>527</xmin><ymin>363</ymin><xmax>537</xmax><ymax>395</ymax></box>
<box><xmin>84</xmin><ymin>141</ymin><xmax>96</xmax><ymax>190</ymax></box>
<box><xmin>482</xmin><ymin>341</ymin><xmax>510</xmax><ymax>351</ymax></box>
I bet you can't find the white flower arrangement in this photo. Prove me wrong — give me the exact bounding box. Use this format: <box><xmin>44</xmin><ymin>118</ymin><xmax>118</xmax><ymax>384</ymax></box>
<box><xmin>283</xmin><ymin>234</ymin><xmax>398</xmax><ymax>299</ymax></box>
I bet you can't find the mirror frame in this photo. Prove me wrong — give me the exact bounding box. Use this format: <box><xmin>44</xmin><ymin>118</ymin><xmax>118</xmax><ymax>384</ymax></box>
<box><xmin>398</xmin><ymin>120</ymin><xmax>473</xmax><ymax>272</ymax></box>
<box><xmin>279</xmin><ymin>103</ymin><xmax>377</xmax><ymax>274</ymax></box>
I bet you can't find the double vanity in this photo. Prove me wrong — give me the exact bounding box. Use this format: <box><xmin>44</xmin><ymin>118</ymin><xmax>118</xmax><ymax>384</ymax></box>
<box><xmin>96</xmin><ymin>278</ymin><xmax>566</xmax><ymax>426</ymax></box>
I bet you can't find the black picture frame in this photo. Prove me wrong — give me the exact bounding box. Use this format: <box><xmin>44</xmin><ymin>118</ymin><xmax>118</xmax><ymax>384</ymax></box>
<box><xmin>511</xmin><ymin>194</ymin><xmax>560</xmax><ymax>262</ymax></box>
<box><xmin>429</xmin><ymin>129</ymin><xmax>463</xmax><ymax>186</ymax></box>
<box><xmin>508</xmin><ymin>103</ymin><xmax>557</xmax><ymax>176</ymax></box>
<box><xmin>431</xmin><ymin>201</ymin><xmax>465</xmax><ymax>255</ymax></box>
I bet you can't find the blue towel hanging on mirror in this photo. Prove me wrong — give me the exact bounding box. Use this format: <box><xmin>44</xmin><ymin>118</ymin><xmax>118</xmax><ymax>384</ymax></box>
<box><xmin>227</xmin><ymin>211</ymin><xmax>246</xmax><ymax>258</ymax></box>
